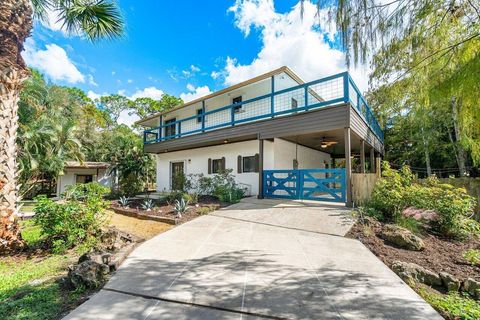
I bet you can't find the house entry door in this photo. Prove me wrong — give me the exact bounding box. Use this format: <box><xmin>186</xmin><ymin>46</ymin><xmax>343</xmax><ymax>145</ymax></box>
<box><xmin>171</xmin><ymin>161</ymin><xmax>185</xmax><ymax>190</ymax></box>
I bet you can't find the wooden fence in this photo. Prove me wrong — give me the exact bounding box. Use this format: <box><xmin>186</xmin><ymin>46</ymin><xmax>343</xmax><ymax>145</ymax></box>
<box><xmin>352</xmin><ymin>173</ymin><xmax>379</xmax><ymax>205</ymax></box>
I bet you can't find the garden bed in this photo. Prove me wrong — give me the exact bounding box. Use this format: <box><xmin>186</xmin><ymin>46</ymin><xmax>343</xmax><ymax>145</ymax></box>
<box><xmin>110</xmin><ymin>195</ymin><xmax>226</xmax><ymax>225</ymax></box>
<box><xmin>347</xmin><ymin>220</ymin><xmax>480</xmax><ymax>282</ymax></box>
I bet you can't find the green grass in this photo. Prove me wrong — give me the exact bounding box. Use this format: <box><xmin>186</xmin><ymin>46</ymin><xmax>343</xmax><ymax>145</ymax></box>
<box><xmin>0</xmin><ymin>222</ymin><xmax>84</xmax><ymax>320</ymax></box>
<box><xmin>418</xmin><ymin>288</ymin><xmax>480</xmax><ymax>320</ymax></box>
<box><xmin>19</xmin><ymin>200</ymin><xmax>36</xmax><ymax>213</ymax></box>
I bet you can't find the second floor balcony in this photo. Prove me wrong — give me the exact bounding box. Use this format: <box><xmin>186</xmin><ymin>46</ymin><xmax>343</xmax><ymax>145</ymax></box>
<box><xmin>140</xmin><ymin>69</ymin><xmax>384</xmax><ymax>146</ymax></box>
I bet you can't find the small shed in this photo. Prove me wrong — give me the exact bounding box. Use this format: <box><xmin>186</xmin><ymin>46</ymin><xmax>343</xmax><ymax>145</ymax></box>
<box><xmin>56</xmin><ymin>161</ymin><xmax>113</xmax><ymax>196</ymax></box>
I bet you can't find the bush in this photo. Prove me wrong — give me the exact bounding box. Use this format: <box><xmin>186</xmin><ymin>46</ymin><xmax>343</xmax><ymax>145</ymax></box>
<box><xmin>462</xmin><ymin>249</ymin><xmax>480</xmax><ymax>266</ymax></box>
<box><xmin>119</xmin><ymin>173</ymin><xmax>144</xmax><ymax>197</ymax></box>
<box><xmin>33</xmin><ymin>183</ymin><xmax>110</xmax><ymax>253</ymax></box>
<box><xmin>367</xmin><ymin>162</ymin><xmax>477</xmax><ymax>238</ymax></box>
<box><xmin>418</xmin><ymin>288</ymin><xmax>480</xmax><ymax>320</ymax></box>
<box><xmin>165</xmin><ymin>190</ymin><xmax>188</xmax><ymax>204</ymax></box>
<box><xmin>211</xmin><ymin>169</ymin><xmax>244</xmax><ymax>203</ymax></box>
<box><xmin>197</xmin><ymin>205</ymin><xmax>217</xmax><ymax>215</ymax></box>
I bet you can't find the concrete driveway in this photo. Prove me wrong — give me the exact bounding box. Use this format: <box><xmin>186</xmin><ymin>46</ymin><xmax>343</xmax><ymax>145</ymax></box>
<box><xmin>65</xmin><ymin>197</ymin><xmax>441</xmax><ymax>320</ymax></box>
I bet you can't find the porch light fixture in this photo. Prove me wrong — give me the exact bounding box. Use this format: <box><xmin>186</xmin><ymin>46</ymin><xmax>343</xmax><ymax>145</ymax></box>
<box><xmin>223</xmin><ymin>139</ymin><xmax>229</xmax><ymax>144</ymax></box>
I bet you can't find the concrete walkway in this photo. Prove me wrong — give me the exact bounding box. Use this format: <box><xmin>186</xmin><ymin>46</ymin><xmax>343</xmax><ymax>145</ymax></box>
<box><xmin>65</xmin><ymin>198</ymin><xmax>441</xmax><ymax>320</ymax></box>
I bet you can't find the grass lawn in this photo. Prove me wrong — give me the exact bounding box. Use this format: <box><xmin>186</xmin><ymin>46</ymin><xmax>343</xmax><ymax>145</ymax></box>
<box><xmin>0</xmin><ymin>221</ymin><xmax>83</xmax><ymax>320</ymax></box>
<box><xmin>107</xmin><ymin>210</ymin><xmax>172</xmax><ymax>240</ymax></box>
<box><xmin>0</xmin><ymin>214</ymin><xmax>172</xmax><ymax>320</ymax></box>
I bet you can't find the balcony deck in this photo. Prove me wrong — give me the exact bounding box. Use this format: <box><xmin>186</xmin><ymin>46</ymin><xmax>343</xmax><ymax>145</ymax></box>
<box><xmin>143</xmin><ymin>72</ymin><xmax>383</xmax><ymax>149</ymax></box>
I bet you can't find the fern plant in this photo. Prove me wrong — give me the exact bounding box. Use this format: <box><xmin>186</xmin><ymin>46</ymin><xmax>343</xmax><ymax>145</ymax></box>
<box><xmin>174</xmin><ymin>198</ymin><xmax>189</xmax><ymax>218</ymax></box>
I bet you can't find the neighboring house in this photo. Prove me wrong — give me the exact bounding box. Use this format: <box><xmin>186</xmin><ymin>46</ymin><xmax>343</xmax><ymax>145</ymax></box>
<box><xmin>56</xmin><ymin>161</ymin><xmax>113</xmax><ymax>196</ymax></box>
<box><xmin>137</xmin><ymin>66</ymin><xmax>384</xmax><ymax>205</ymax></box>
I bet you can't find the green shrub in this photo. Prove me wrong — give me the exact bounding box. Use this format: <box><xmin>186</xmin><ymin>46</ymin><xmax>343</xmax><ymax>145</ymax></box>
<box><xmin>462</xmin><ymin>249</ymin><xmax>480</xmax><ymax>266</ymax></box>
<box><xmin>165</xmin><ymin>190</ymin><xmax>188</xmax><ymax>204</ymax></box>
<box><xmin>211</xmin><ymin>169</ymin><xmax>244</xmax><ymax>203</ymax></box>
<box><xmin>368</xmin><ymin>162</ymin><xmax>477</xmax><ymax>238</ymax></box>
<box><xmin>119</xmin><ymin>173</ymin><xmax>144</xmax><ymax>196</ymax></box>
<box><xmin>418</xmin><ymin>289</ymin><xmax>480</xmax><ymax>320</ymax></box>
<box><xmin>369</xmin><ymin>163</ymin><xmax>415</xmax><ymax>217</ymax></box>
<box><xmin>34</xmin><ymin>183</ymin><xmax>110</xmax><ymax>253</ymax></box>
<box><xmin>395</xmin><ymin>215</ymin><xmax>422</xmax><ymax>235</ymax></box>
<box><xmin>172</xmin><ymin>171</ymin><xmax>187</xmax><ymax>192</ymax></box>
<box><xmin>197</xmin><ymin>205</ymin><xmax>217</xmax><ymax>215</ymax></box>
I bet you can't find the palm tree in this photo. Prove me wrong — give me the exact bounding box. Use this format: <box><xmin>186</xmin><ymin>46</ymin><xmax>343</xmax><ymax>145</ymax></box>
<box><xmin>0</xmin><ymin>0</ymin><xmax>123</xmax><ymax>252</ymax></box>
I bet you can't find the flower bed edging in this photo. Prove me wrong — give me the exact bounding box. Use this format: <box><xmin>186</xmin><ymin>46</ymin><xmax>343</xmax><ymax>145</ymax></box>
<box><xmin>110</xmin><ymin>206</ymin><xmax>178</xmax><ymax>225</ymax></box>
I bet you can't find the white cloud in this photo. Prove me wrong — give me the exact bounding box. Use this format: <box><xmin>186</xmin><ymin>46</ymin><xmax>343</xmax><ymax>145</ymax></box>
<box><xmin>127</xmin><ymin>79</ymin><xmax>133</xmax><ymax>83</ymax></box>
<box><xmin>118</xmin><ymin>110</ymin><xmax>140</xmax><ymax>127</ymax></box>
<box><xmin>22</xmin><ymin>39</ymin><xmax>85</xmax><ymax>84</ymax></box>
<box><xmin>217</xmin><ymin>0</ymin><xmax>368</xmax><ymax>91</ymax></box>
<box><xmin>180</xmin><ymin>85</ymin><xmax>212</xmax><ymax>103</ymax></box>
<box><xmin>87</xmin><ymin>90</ymin><xmax>103</xmax><ymax>100</ymax></box>
<box><xmin>129</xmin><ymin>86</ymin><xmax>165</xmax><ymax>100</ymax></box>
<box><xmin>111</xmin><ymin>71</ymin><xmax>116</xmax><ymax>76</ymax></box>
<box><xmin>42</xmin><ymin>8</ymin><xmax>67</xmax><ymax>34</ymax></box>
<box><xmin>87</xmin><ymin>74</ymin><xmax>98</xmax><ymax>86</ymax></box>
<box><xmin>190</xmin><ymin>65</ymin><xmax>200</xmax><ymax>72</ymax></box>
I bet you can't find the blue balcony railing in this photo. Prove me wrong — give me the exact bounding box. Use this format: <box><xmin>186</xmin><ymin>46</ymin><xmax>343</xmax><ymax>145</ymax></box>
<box><xmin>143</xmin><ymin>72</ymin><xmax>384</xmax><ymax>144</ymax></box>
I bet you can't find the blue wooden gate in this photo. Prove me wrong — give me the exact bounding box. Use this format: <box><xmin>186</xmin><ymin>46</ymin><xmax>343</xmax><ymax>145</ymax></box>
<box><xmin>263</xmin><ymin>169</ymin><xmax>346</xmax><ymax>202</ymax></box>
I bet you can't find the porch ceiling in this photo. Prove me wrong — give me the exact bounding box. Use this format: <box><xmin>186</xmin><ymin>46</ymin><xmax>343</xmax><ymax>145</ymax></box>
<box><xmin>282</xmin><ymin>129</ymin><xmax>376</xmax><ymax>157</ymax></box>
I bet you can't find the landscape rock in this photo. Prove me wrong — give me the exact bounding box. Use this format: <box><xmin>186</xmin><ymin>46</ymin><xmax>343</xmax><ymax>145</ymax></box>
<box><xmin>68</xmin><ymin>260</ymin><xmax>109</xmax><ymax>288</ymax></box>
<box><xmin>462</xmin><ymin>278</ymin><xmax>480</xmax><ymax>300</ymax></box>
<box><xmin>439</xmin><ymin>272</ymin><xmax>461</xmax><ymax>292</ymax></box>
<box><xmin>78</xmin><ymin>252</ymin><xmax>113</xmax><ymax>265</ymax></box>
<box><xmin>391</xmin><ymin>261</ymin><xmax>442</xmax><ymax>287</ymax></box>
<box><xmin>99</xmin><ymin>228</ymin><xmax>119</xmax><ymax>250</ymax></box>
<box><xmin>362</xmin><ymin>216</ymin><xmax>380</xmax><ymax>228</ymax></box>
<box><xmin>381</xmin><ymin>224</ymin><xmax>425</xmax><ymax>251</ymax></box>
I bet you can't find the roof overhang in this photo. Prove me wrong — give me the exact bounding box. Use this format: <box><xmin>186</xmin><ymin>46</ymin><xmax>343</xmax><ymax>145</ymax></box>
<box><xmin>64</xmin><ymin>161</ymin><xmax>110</xmax><ymax>169</ymax></box>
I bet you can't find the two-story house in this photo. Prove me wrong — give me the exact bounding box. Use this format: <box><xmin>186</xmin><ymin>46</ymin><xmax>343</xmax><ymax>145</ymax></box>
<box><xmin>136</xmin><ymin>66</ymin><xmax>384</xmax><ymax>205</ymax></box>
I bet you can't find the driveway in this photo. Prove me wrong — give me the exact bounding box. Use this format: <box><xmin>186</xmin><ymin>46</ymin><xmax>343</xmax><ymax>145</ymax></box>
<box><xmin>65</xmin><ymin>197</ymin><xmax>441</xmax><ymax>320</ymax></box>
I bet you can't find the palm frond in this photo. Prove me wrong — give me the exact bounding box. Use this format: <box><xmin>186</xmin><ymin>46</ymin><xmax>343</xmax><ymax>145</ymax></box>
<box><xmin>31</xmin><ymin>0</ymin><xmax>52</xmax><ymax>21</ymax></box>
<box><xmin>56</xmin><ymin>0</ymin><xmax>124</xmax><ymax>41</ymax></box>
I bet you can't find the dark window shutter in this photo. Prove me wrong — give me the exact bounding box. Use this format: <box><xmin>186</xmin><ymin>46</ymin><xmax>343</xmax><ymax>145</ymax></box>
<box><xmin>237</xmin><ymin>155</ymin><xmax>242</xmax><ymax>173</ymax></box>
<box><xmin>221</xmin><ymin>157</ymin><xmax>226</xmax><ymax>171</ymax></box>
<box><xmin>254</xmin><ymin>153</ymin><xmax>260</xmax><ymax>172</ymax></box>
<box><xmin>208</xmin><ymin>158</ymin><xmax>212</xmax><ymax>174</ymax></box>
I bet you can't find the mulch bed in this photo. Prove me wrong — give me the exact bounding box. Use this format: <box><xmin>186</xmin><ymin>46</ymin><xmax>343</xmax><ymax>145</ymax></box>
<box><xmin>346</xmin><ymin>220</ymin><xmax>480</xmax><ymax>281</ymax></box>
<box><xmin>110</xmin><ymin>195</ymin><xmax>228</xmax><ymax>225</ymax></box>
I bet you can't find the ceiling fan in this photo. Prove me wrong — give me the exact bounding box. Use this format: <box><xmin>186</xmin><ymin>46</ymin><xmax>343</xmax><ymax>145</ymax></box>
<box><xmin>318</xmin><ymin>137</ymin><xmax>338</xmax><ymax>149</ymax></box>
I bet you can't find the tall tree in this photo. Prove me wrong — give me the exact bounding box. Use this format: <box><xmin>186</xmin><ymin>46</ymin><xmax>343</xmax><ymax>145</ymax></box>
<box><xmin>366</xmin><ymin>7</ymin><xmax>479</xmax><ymax>174</ymax></box>
<box><xmin>0</xmin><ymin>0</ymin><xmax>123</xmax><ymax>252</ymax></box>
<box><xmin>130</xmin><ymin>94</ymin><xmax>183</xmax><ymax>119</ymax></box>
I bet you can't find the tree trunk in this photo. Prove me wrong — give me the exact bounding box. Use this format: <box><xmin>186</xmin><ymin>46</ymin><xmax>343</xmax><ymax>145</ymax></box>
<box><xmin>0</xmin><ymin>0</ymin><xmax>33</xmax><ymax>252</ymax></box>
<box><xmin>420</xmin><ymin>126</ymin><xmax>432</xmax><ymax>176</ymax></box>
<box><xmin>451</xmin><ymin>97</ymin><xmax>467</xmax><ymax>177</ymax></box>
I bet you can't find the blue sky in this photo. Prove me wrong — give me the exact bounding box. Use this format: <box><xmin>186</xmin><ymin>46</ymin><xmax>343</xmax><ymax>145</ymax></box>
<box><xmin>23</xmin><ymin>0</ymin><xmax>366</xmax><ymax>125</ymax></box>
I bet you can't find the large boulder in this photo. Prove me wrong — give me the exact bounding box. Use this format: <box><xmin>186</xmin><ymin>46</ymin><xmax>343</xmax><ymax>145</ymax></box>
<box><xmin>68</xmin><ymin>260</ymin><xmax>109</xmax><ymax>288</ymax></box>
<box><xmin>391</xmin><ymin>261</ymin><xmax>442</xmax><ymax>287</ymax></box>
<box><xmin>462</xmin><ymin>278</ymin><xmax>480</xmax><ymax>300</ymax></box>
<box><xmin>439</xmin><ymin>272</ymin><xmax>461</xmax><ymax>292</ymax></box>
<box><xmin>381</xmin><ymin>224</ymin><xmax>425</xmax><ymax>251</ymax></box>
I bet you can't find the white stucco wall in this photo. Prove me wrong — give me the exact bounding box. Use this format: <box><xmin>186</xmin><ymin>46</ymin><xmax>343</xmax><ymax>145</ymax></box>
<box><xmin>156</xmin><ymin>140</ymin><xmax>262</xmax><ymax>196</ymax></box>
<box><xmin>57</xmin><ymin>168</ymin><xmax>112</xmax><ymax>196</ymax></box>
<box><xmin>155</xmin><ymin>138</ymin><xmax>330</xmax><ymax>196</ymax></box>
<box><xmin>272</xmin><ymin>138</ymin><xmax>331</xmax><ymax>170</ymax></box>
